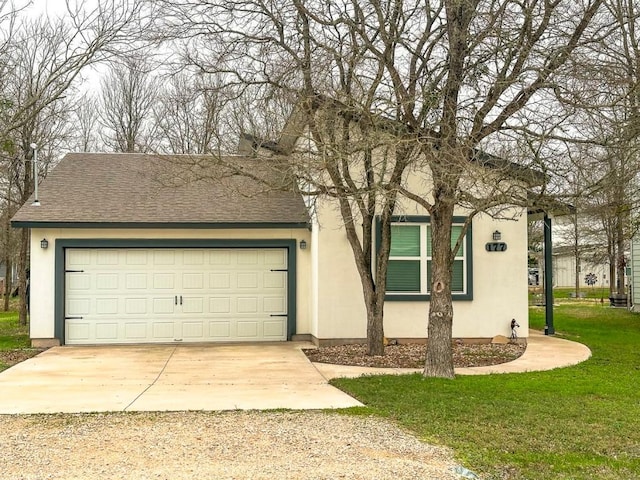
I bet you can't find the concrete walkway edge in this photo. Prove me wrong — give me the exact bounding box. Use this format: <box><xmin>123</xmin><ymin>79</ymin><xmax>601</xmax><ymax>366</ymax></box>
<box><xmin>312</xmin><ymin>330</ymin><xmax>592</xmax><ymax>380</ymax></box>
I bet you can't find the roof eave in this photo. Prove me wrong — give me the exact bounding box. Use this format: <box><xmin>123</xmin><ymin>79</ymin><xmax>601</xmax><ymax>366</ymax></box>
<box><xmin>11</xmin><ymin>221</ymin><xmax>311</xmax><ymax>230</ymax></box>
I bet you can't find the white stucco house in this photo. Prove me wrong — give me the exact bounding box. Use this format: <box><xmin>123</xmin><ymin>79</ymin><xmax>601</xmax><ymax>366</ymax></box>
<box><xmin>12</xmin><ymin>145</ymin><xmax>535</xmax><ymax>347</ymax></box>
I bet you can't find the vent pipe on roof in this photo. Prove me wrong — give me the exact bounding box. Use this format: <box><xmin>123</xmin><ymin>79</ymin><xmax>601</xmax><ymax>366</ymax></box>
<box><xmin>30</xmin><ymin>143</ymin><xmax>40</xmax><ymax>206</ymax></box>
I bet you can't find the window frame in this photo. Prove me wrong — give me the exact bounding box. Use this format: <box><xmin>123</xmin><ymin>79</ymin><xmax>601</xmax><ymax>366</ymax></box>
<box><xmin>377</xmin><ymin>215</ymin><xmax>473</xmax><ymax>301</ymax></box>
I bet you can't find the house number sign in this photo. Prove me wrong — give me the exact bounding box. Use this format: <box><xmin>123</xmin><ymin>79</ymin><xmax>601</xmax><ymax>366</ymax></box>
<box><xmin>485</xmin><ymin>242</ymin><xmax>507</xmax><ymax>252</ymax></box>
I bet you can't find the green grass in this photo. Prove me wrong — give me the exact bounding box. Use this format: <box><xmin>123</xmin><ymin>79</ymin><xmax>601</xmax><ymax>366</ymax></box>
<box><xmin>334</xmin><ymin>304</ymin><xmax>640</xmax><ymax>479</ymax></box>
<box><xmin>0</xmin><ymin>311</ymin><xmax>29</xmax><ymax>348</ymax></box>
<box><xmin>0</xmin><ymin>311</ymin><xmax>30</xmax><ymax>371</ymax></box>
<box><xmin>529</xmin><ymin>287</ymin><xmax>611</xmax><ymax>304</ymax></box>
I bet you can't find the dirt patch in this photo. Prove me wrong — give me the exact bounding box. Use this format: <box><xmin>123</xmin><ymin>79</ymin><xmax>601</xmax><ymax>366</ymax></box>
<box><xmin>0</xmin><ymin>349</ymin><xmax>45</xmax><ymax>370</ymax></box>
<box><xmin>304</xmin><ymin>342</ymin><xmax>525</xmax><ymax>369</ymax></box>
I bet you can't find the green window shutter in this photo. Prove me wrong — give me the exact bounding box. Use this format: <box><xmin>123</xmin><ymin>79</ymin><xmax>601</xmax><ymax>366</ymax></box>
<box><xmin>452</xmin><ymin>225</ymin><xmax>464</xmax><ymax>257</ymax></box>
<box><xmin>387</xmin><ymin>260</ymin><xmax>421</xmax><ymax>292</ymax></box>
<box><xmin>452</xmin><ymin>259</ymin><xmax>464</xmax><ymax>292</ymax></box>
<box><xmin>427</xmin><ymin>260</ymin><xmax>464</xmax><ymax>292</ymax></box>
<box><xmin>427</xmin><ymin>225</ymin><xmax>464</xmax><ymax>257</ymax></box>
<box><xmin>390</xmin><ymin>225</ymin><xmax>420</xmax><ymax>256</ymax></box>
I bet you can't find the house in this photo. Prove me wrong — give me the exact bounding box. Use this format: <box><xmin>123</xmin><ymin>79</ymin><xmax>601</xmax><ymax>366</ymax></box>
<box><xmin>12</xmin><ymin>146</ymin><xmax>534</xmax><ymax>347</ymax></box>
<box><xmin>630</xmin><ymin>236</ymin><xmax>640</xmax><ymax>311</ymax></box>
<box><xmin>552</xmin><ymin>245</ymin><xmax>610</xmax><ymax>289</ymax></box>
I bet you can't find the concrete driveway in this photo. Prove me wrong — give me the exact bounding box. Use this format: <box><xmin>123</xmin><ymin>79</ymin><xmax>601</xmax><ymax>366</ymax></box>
<box><xmin>0</xmin><ymin>343</ymin><xmax>362</xmax><ymax>414</ymax></box>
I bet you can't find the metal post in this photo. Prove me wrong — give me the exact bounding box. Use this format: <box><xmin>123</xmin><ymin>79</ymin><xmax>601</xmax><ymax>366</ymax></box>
<box><xmin>30</xmin><ymin>143</ymin><xmax>40</xmax><ymax>206</ymax></box>
<box><xmin>544</xmin><ymin>214</ymin><xmax>555</xmax><ymax>335</ymax></box>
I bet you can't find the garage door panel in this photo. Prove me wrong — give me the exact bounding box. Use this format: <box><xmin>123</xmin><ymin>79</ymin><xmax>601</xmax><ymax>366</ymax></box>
<box><xmin>209</xmin><ymin>250</ymin><xmax>230</xmax><ymax>265</ymax></box>
<box><xmin>96</xmin><ymin>273</ymin><xmax>118</xmax><ymax>290</ymax></box>
<box><xmin>237</xmin><ymin>297</ymin><xmax>258</xmax><ymax>313</ymax></box>
<box><xmin>153</xmin><ymin>273</ymin><xmax>175</xmax><ymax>289</ymax></box>
<box><xmin>65</xmin><ymin>248</ymin><xmax>288</xmax><ymax>344</ymax></box>
<box><xmin>68</xmin><ymin>273</ymin><xmax>91</xmax><ymax>291</ymax></box>
<box><xmin>237</xmin><ymin>250</ymin><xmax>258</xmax><ymax>265</ymax></box>
<box><xmin>264</xmin><ymin>249</ymin><xmax>286</xmax><ymax>266</ymax></box>
<box><xmin>209</xmin><ymin>321</ymin><xmax>231</xmax><ymax>338</ymax></box>
<box><xmin>126</xmin><ymin>250</ymin><xmax>148</xmax><ymax>265</ymax></box>
<box><xmin>126</xmin><ymin>273</ymin><xmax>148</xmax><ymax>289</ymax></box>
<box><xmin>263</xmin><ymin>272</ymin><xmax>285</xmax><ymax>289</ymax></box>
<box><xmin>237</xmin><ymin>321</ymin><xmax>258</xmax><ymax>338</ymax></box>
<box><xmin>210</xmin><ymin>273</ymin><xmax>230</xmax><ymax>289</ymax></box>
<box><xmin>95</xmin><ymin>323</ymin><xmax>118</xmax><ymax>340</ymax></box>
<box><xmin>125</xmin><ymin>298</ymin><xmax>147</xmax><ymax>314</ymax></box>
<box><xmin>263</xmin><ymin>320</ymin><xmax>286</xmax><ymax>338</ymax></box>
<box><xmin>209</xmin><ymin>297</ymin><xmax>231</xmax><ymax>313</ymax></box>
<box><xmin>153</xmin><ymin>250</ymin><xmax>175</xmax><ymax>265</ymax></box>
<box><xmin>67</xmin><ymin>250</ymin><xmax>92</xmax><ymax>266</ymax></box>
<box><xmin>183</xmin><ymin>273</ymin><xmax>203</xmax><ymax>289</ymax></box>
<box><xmin>181</xmin><ymin>322</ymin><xmax>204</xmax><ymax>338</ymax></box>
<box><xmin>183</xmin><ymin>250</ymin><xmax>204</xmax><ymax>265</ymax></box>
<box><xmin>183</xmin><ymin>297</ymin><xmax>204</xmax><ymax>313</ymax></box>
<box><xmin>124</xmin><ymin>323</ymin><xmax>147</xmax><ymax>339</ymax></box>
<box><xmin>152</xmin><ymin>322</ymin><xmax>174</xmax><ymax>339</ymax></box>
<box><xmin>96</xmin><ymin>298</ymin><xmax>118</xmax><ymax>314</ymax></box>
<box><xmin>97</xmin><ymin>250</ymin><xmax>119</xmax><ymax>265</ymax></box>
<box><xmin>66</xmin><ymin>321</ymin><xmax>90</xmax><ymax>340</ymax></box>
<box><xmin>153</xmin><ymin>297</ymin><xmax>175</xmax><ymax>314</ymax></box>
<box><xmin>263</xmin><ymin>296</ymin><xmax>286</xmax><ymax>313</ymax></box>
<box><xmin>237</xmin><ymin>273</ymin><xmax>258</xmax><ymax>288</ymax></box>
<box><xmin>67</xmin><ymin>298</ymin><xmax>90</xmax><ymax>315</ymax></box>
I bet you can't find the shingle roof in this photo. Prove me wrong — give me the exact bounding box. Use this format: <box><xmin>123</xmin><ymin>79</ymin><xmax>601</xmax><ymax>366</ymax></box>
<box><xmin>11</xmin><ymin>153</ymin><xmax>310</xmax><ymax>227</ymax></box>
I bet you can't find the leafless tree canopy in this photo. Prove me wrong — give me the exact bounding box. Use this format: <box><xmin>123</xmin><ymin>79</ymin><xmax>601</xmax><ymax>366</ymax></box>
<box><xmin>0</xmin><ymin>0</ymin><xmax>148</xmax><ymax>324</ymax></box>
<box><xmin>154</xmin><ymin>0</ymin><xmax>606</xmax><ymax>376</ymax></box>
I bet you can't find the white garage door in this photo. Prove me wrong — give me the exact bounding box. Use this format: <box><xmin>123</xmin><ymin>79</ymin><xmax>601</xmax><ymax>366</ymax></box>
<box><xmin>64</xmin><ymin>248</ymin><xmax>288</xmax><ymax>345</ymax></box>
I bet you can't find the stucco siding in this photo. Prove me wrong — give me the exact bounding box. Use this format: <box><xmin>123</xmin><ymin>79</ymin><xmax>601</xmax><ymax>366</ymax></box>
<box><xmin>312</xmin><ymin>197</ymin><xmax>530</xmax><ymax>341</ymax></box>
<box><xmin>632</xmin><ymin>236</ymin><xmax>640</xmax><ymax>310</ymax></box>
<box><xmin>30</xmin><ymin>227</ymin><xmax>312</xmax><ymax>343</ymax></box>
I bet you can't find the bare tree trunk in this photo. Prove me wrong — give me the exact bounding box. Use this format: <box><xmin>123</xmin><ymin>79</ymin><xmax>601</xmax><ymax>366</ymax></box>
<box><xmin>3</xmin><ymin>175</ymin><xmax>12</xmax><ymax>312</ymax></box>
<box><xmin>608</xmin><ymin>239</ymin><xmax>616</xmax><ymax>297</ymax></box>
<box><xmin>424</xmin><ymin>199</ymin><xmax>455</xmax><ymax>379</ymax></box>
<box><xmin>3</xmin><ymin>255</ymin><xmax>11</xmax><ymax>312</ymax></box>
<box><xmin>573</xmin><ymin>216</ymin><xmax>580</xmax><ymax>296</ymax></box>
<box><xmin>17</xmin><ymin>228</ymin><xmax>28</xmax><ymax>326</ymax></box>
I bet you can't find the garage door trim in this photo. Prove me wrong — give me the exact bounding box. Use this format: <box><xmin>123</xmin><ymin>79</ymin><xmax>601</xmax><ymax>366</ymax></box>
<box><xmin>54</xmin><ymin>239</ymin><xmax>297</xmax><ymax>345</ymax></box>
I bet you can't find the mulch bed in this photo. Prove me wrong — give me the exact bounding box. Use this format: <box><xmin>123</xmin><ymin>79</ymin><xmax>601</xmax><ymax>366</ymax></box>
<box><xmin>0</xmin><ymin>349</ymin><xmax>45</xmax><ymax>369</ymax></box>
<box><xmin>304</xmin><ymin>342</ymin><xmax>525</xmax><ymax>369</ymax></box>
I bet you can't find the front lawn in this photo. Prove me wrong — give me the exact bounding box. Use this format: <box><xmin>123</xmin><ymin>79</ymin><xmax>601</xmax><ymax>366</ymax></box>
<box><xmin>334</xmin><ymin>304</ymin><xmax>640</xmax><ymax>479</ymax></box>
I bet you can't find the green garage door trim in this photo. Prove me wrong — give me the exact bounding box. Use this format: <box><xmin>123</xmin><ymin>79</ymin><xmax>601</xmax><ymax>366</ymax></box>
<box><xmin>54</xmin><ymin>239</ymin><xmax>297</xmax><ymax>345</ymax></box>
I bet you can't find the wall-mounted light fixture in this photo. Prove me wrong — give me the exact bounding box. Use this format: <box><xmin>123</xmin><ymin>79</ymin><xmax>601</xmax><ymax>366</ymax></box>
<box><xmin>40</xmin><ymin>238</ymin><xmax>49</xmax><ymax>249</ymax></box>
<box><xmin>299</xmin><ymin>239</ymin><xmax>307</xmax><ymax>250</ymax></box>
<box><xmin>492</xmin><ymin>230</ymin><xmax>501</xmax><ymax>241</ymax></box>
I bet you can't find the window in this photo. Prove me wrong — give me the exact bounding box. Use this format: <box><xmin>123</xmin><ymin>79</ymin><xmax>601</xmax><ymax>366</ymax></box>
<box><xmin>383</xmin><ymin>216</ymin><xmax>472</xmax><ymax>300</ymax></box>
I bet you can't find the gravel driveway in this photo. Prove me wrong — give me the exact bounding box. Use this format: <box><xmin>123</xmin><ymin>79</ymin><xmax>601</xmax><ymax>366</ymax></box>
<box><xmin>1</xmin><ymin>411</ymin><xmax>460</xmax><ymax>479</ymax></box>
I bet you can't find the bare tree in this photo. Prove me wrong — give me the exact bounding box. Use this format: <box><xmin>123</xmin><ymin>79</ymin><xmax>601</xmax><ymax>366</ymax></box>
<box><xmin>71</xmin><ymin>93</ymin><xmax>101</xmax><ymax>152</ymax></box>
<box><xmin>152</xmin><ymin>73</ymin><xmax>225</xmax><ymax>154</ymax></box>
<box><xmin>158</xmin><ymin>0</ymin><xmax>607</xmax><ymax>376</ymax></box>
<box><xmin>99</xmin><ymin>54</ymin><xmax>159</xmax><ymax>153</ymax></box>
<box><xmin>551</xmin><ymin>0</ymin><xmax>640</xmax><ymax>300</ymax></box>
<box><xmin>0</xmin><ymin>1</ymin><xmax>147</xmax><ymax>324</ymax></box>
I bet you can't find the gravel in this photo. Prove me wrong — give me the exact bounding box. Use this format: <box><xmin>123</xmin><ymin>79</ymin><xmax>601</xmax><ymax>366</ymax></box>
<box><xmin>0</xmin><ymin>411</ymin><xmax>461</xmax><ymax>479</ymax></box>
